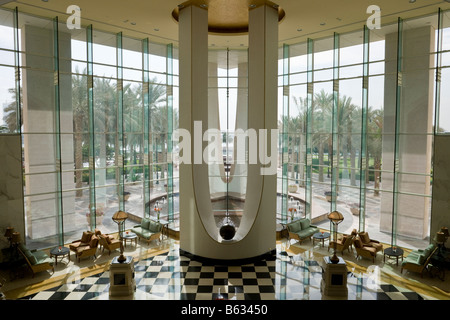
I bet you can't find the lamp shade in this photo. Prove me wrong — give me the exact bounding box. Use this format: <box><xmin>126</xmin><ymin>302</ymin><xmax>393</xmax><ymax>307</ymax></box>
<box><xmin>4</xmin><ymin>227</ymin><xmax>14</xmax><ymax>238</ymax></box>
<box><xmin>112</xmin><ymin>210</ymin><xmax>128</xmax><ymax>222</ymax></box>
<box><xmin>11</xmin><ymin>232</ymin><xmax>21</xmax><ymax>244</ymax></box>
<box><xmin>436</xmin><ymin>231</ymin><xmax>446</xmax><ymax>244</ymax></box>
<box><xmin>327</xmin><ymin>211</ymin><xmax>344</xmax><ymax>224</ymax></box>
<box><xmin>440</xmin><ymin>227</ymin><xmax>449</xmax><ymax>238</ymax></box>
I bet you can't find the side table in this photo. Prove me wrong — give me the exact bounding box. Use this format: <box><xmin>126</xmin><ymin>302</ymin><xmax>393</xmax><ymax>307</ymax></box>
<box><xmin>121</xmin><ymin>232</ymin><xmax>138</xmax><ymax>248</ymax></box>
<box><xmin>313</xmin><ymin>232</ymin><xmax>330</xmax><ymax>248</ymax></box>
<box><xmin>50</xmin><ymin>246</ymin><xmax>70</xmax><ymax>266</ymax></box>
<box><xmin>383</xmin><ymin>247</ymin><xmax>404</xmax><ymax>266</ymax></box>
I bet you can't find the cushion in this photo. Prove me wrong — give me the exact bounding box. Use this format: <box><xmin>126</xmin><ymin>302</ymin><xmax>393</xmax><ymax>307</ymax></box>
<box><xmin>418</xmin><ymin>254</ymin><xmax>426</xmax><ymax>265</ymax></box>
<box><xmin>148</xmin><ymin>220</ymin><xmax>161</xmax><ymax>233</ymax></box>
<box><xmin>353</xmin><ymin>237</ymin><xmax>363</xmax><ymax>248</ymax></box>
<box><xmin>81</xmin><ymin>231</ymin><xmax>93</xmax><ymax>243</ymax></box>
<box><xmin>89</xmin><ymin>235</ymin><xmax>98</xmax><ymax>248</ymax></box>
<box><xmin>359</xmin><ymin>232</ymin><xmax>371</xmax><ymax>244</ymax></box>
<box><xmin>341</xmin><ymin>235</ymin><xmax>348</xmax><ymax>244</ymax></box>
<box><xmin>141</xmin><ymin>218</ymin><xmax>151</xmax><ymax>230</ymax></box>
<box><xmin>24</xmin><ymin>250</ymin><xmax>37</xmax><ymax>265</ymax></box>
<box><xmin>288</xmin><ymin>220</ymin><xmax>301</xmax><ymax>233</ymax></box>
<box><xmin>371</xmin><ymin>243</ymin><xmax>383</xmax><ymax>251</ymax></box>
<box><xmin>364</xmin><ymin>246</ymin><xmax>377</xmax><ymax>254</ymax></box>
<box><xmin>300</xmin><ymin>219</ymin><xmax>310</xmax><ymax>230</ymax></box>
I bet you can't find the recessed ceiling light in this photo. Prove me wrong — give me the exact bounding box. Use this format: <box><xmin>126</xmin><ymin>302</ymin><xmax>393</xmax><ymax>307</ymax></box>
<box><xmin>154</xmin><ymin>28</ymin><xmax>159</xmax><ymax>31</ymax></box>
<box><xmin>131</xmin><ymin>22</ymin><xmax>136</xmax><ymax>25</ymax></box>
<box><xmin>409</xmin><ymin>0</ymin><xmax>416</xmax><ymax>3</ymax></box>
<box><xmin>320</xmin><ymin>22</ymin><xmax>326</xmax><ymax>26</ymax></box>
<box><xmin>297</xmin><ymin>28</ymin><xmax>302</xmax><ymax>32</ymax></box>
<box><xmin>200</xmin><ymin>4</ymin><xmax>207</xmax><ymax>8</ymax></box>
<box><xmin>249</xmin><ymin>4</ymin><xmax>256</xmax><ymax>8</ymax></box>
<box><xmin>178</xmin><ymin>4</ymin><xmax>184</xmax><ymax>8</ymax></box>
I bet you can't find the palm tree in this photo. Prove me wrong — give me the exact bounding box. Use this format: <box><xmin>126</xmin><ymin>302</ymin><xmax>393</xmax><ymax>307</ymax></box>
<box><xmin>337</xmin><ymin>95</ymin><xmax>359</xmax><ymax>186</ymax></box>
<box><xmin>72</xmin><ymin>70</ymin><xmax>88</xmax><ymax>196</ymax></box>
<box><xmin>2</xmin><ymin>87</ymin><xmax>21</xmax><ymax>133</ymax></box>
<box><xmin>312</xmin><ymin>89</ymin><xmax>333</xmax><ymax>182</ymax></box>
<box><xmin>367</xmin><ymin>107</ymin><xmax>383</xmax><ymax>195</ymax></box>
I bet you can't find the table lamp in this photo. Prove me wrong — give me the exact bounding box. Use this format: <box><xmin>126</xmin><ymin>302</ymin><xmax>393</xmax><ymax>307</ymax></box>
<box><xmin>112</xmin><ymin>210</ymin><xmax>128</xmax><ymax>239</ymax></box>
<box><xmin>440</xmin><ymin>227</ymin><xmax>449</xmax><ymax>249</ymax></box>
<box><xmin>327</xmin><ymin>211</ymin><xmax>344</xmax><ymax>264</ymax></box>
<box><xmin>4</xmin><ymin>227</ymin><xmax>14</xmax><ymax>247</ymax></box>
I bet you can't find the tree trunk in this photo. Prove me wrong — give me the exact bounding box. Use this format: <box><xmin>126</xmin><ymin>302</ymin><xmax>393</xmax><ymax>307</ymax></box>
<box><xmin>374</xmin><ymin>156</ymin><xmax>381</xmax><ymax>196</ymax></box>
<box><xmin>74</xmin><ymin>117</ymin><xmax>83</xmax><ymax>198</ymax></box>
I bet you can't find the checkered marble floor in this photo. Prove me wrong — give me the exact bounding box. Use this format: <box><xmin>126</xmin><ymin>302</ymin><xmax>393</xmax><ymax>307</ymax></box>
<box><xmin>18</xmin><ymin>243</ymin><xmax>424</xmax><ymax>300</ymax></box>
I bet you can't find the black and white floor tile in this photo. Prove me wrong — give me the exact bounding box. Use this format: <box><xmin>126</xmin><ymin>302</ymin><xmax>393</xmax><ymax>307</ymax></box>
<box><xmin>18</xmin><ymin>243</ymin><xmax>425</xmax><ymax>301</ymax></box>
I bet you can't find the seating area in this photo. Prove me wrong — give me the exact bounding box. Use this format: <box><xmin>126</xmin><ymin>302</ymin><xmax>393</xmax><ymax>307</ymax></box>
<box><xmin>17</xmin><ymin>243</ymin><xmax>54</xmax><ymax>278</ymax></box>
<box><xmin>401</xmin><ymin>244</ymin><xmax>438</xmax><ymax>277</ymax></box>
<box><xmin>131</xmin><ymin>218</ymin><xmax>163</xmax><ymax>244</ymax></box>
<box><xmin>286</xmin><ymin>218</ymin><xmax>319</xmax><ymax>245</ymax></box>
<box><xmin>69</xmin><ymin>229</ymin><xmax>119</xmax><ymax>262</ymax></box>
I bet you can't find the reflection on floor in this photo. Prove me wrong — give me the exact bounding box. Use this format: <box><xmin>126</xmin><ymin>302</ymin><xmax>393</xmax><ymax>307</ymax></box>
<box><xmin>3</xmin><ymin>238</ymin><xmax>449</xmax><ymax>301</ymax></box>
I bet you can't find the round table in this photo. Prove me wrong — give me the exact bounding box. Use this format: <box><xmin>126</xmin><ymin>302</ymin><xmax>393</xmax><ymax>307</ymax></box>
<box><xmin>383</xmin><ymin>247</ymin><xmax>404</xmax><ymax>266</ymax></box>
<box><xmin>121</xmin><ymin>232</ymin><xmax>138</xmax><ymax>247</ymax></box>
<box><xmin>313</xmin><ymin>232</ymin><xmax>330</xmax><ymax>247</ymax></box>
<box><xmin>50</xmin><ymin>246</ymin><xmax>70</xmax><ymax>265</ymax></box>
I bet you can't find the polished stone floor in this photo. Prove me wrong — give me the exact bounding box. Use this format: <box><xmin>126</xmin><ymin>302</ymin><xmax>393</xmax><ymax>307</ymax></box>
<box><xmin>4</xmin><ymin>238</ymin><xmax>447</xmax><ymax>301</ymax></box>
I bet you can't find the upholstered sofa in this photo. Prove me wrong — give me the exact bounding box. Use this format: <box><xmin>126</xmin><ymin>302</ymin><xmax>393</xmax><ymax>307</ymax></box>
<box><xmin>17</xmin><ymin>243</ymin><xmax>54</xmax><ymax>278</ymax></box>
<box><xmin>286</xmin><ymin>218</ymin><xmax>319</xmax><ymax>245</ymax></box>
<box><xmin>401</xmin><ymin>243</ymin><xmax>438</xmax><ymax>277</ymax></box>
<box><xmin>131</xmin><ymin>218</ymin><xmax>162</xmax><ymax>244</ymax></box>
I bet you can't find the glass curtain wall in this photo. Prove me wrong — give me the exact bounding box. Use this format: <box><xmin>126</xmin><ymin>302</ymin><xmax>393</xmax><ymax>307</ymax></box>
<box><xmin>279</xmin><ymin>11</ymin><xmax>440</xmax><ymax>250</ymax></box>
<box><xmin>0</xmin><ymin>7</ymin><xmax>176</xmax><ymax>250</ymax></box>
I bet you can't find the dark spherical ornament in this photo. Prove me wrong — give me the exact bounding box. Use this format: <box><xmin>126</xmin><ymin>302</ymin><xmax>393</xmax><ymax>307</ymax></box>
<box><xmin>220</xmin><ymin>223</ymin><xmax>236</xmax><ymax>240</ymax></box>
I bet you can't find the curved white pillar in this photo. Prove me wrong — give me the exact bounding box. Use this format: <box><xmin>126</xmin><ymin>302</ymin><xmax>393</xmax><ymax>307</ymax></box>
<box><xmin>179</xmin><ymin>3</ymin><xmax>277</xmax><ymax>260</ymax></box>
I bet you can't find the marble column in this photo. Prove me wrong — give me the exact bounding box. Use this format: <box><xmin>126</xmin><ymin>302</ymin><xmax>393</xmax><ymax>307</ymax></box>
<box><xmin>21</xmin><ymin>25</ymin><xmax>75</xmax><ymax>240</ymax></box>
<box><xmin>380</xmin><ymin>26</ymin><xmax>434</xmax><ymax>239</ymax></box>
<box><xmin>431</xmin><ymin>135</ymin><xmax>450</xmax><ymax>237</ymax></box>
<box><xmin>0</xmin><ymin>135</ymin><xmax>24</xmax><ymax>250</ymax></box>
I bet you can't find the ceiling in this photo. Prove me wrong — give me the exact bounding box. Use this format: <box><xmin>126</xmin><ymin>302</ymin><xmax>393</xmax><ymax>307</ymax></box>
<box><xmin>2</xmin><ymin>0</ymin><xmax>450</xmax><ymax>48</ymax></box>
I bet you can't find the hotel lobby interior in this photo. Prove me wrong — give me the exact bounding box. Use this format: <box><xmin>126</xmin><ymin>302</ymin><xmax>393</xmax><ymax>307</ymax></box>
<box><xmin>0</xmin><ymin>0</ymin><xmax>450</xmax><ymax>308</ymax></box>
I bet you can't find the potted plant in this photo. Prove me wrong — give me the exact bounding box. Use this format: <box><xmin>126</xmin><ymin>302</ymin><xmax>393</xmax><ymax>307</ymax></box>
<box><xmin>324</xmin><ymin>191</ymin><xmax>338</xmax><ymax>202</ymax></box>
<box><xmin>288</xmin><ymin>184</ymin><xmax>298</xmax><ymax>193</ymax></box>
<box><xmin>288</xmin><ymin>207</ymin><xmax>297</xmax><ymax>220</ymax></box>
<box><xmin>350</xmin><ymin>203</ymin><xmax>360</xmax><ymax>215</ymax></box>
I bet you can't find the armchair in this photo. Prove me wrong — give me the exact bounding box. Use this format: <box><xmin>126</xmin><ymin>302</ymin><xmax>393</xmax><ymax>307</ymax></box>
<box><xmin>358</xmin><ymin>232</ymin><xmax>383</xmax><ymax>253</ymax></box>
<box><xmin>69</xmin><ymin>231</ymin><xmax>99</xmax><ymax>262</ymax></box>
<box><xmin>328</xmin><ymin>233</ymin><xmax>354</xmax><ymax>256</ymax></box>
<box><xmin>401</xmin><ymin>244</ymin><xmax>438</xmax><ymax>278</ymax></box>
<box><xmin>353</xmin><ymin>237</ymin><xmax>379</xmax><ymax>262</ymax></box>
<box><xmin>98</xmin><ymin>234</ymin><xmax>121</xmax><ymax>255</ymax></box>
<box><xmin>17</xmin><ymin>243</ymin><xmax>54</xmax><ymax>278</ymax></box>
